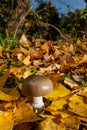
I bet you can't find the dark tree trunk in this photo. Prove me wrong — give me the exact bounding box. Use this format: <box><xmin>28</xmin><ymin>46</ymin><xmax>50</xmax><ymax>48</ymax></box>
<box><xmin>6</xmin><ymin>0</ymin><xmax>30</xmax><ymax>37</ymax></box>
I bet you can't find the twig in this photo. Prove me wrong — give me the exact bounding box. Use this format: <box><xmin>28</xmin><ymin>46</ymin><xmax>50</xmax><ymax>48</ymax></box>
<box><xmin>13</xmin><ymin>6</ymin><xmax>33</xmax><ymax>39</ymax></box>
<box><xmin>38</xmin><ymin>21</ymin><xmax>67</xmax><ymax>40</ymax></box>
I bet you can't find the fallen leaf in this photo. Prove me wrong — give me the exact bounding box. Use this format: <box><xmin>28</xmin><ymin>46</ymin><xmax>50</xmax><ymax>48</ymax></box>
<box><xmin>0</xmin><ymin>87</ymin><xmax>20</xmax><ymax>101</ymax></box>
<box><xmin>22</xmin><ymin>55</ymin><xmax>31</xmax><ymax>66</ymax></box>
<box><xmin>68</xmin><ymin>101</ymin><xmax>87</xmax><ymax>117</ymax></box>
<box><xmin>10</xmin><ymin>67</ymin><xmax>24</xmax><ymax>78</ymax></box>
<box><xmin>47</xmin><ymin>98</ymin><xmax>67</xmax><ymax>110</ymax></box>
<box><xmin>45</xmin><ymin>108</ymin><xmax>70</xmax><ymax>118</ymax></box>
<box><xmin>45</xmin><ymin>83</ymin><xmax>71</xmax><ymax>100</ymax></box>
<box><xmin>76</xmin><ymin>38</ymin><xmax>82</xmax><ymax>45</ymax></box>
<box><xmin>38</xmin><ymin>118</ymin><xmax>65</xmax><ymax>130</ymax></box>
<box><xmin>0</xmin><ymin>70</ymin><xmax>9</xmax><ymax>88</ymax></box>
<box><xmin>19</xmin><ymin>34</ymin><xmax>29</xmax><ymax>48</ymax></box>
<box><xmin>0</xmin><ymin>111</ymin><xmax>14</xmax><ymax>130</ymax></box>
<box><xmin>69</xmin><ymin>95</ymin><xmax>84</xmax><ymax>103</ymax></box>
<box><xmin>13</xmin><ymin>102</ymin><xmax>39</xmax><ymax>124</ymax></box>
<box><xmin>79</xmin><ymin>54</ymin><xmax>87</xmax><ymax>64</ymax></box>
<box><xmin>61</xmin><ymin>116</ymin><xmax>80</xmax><ymax>129</ymax></box>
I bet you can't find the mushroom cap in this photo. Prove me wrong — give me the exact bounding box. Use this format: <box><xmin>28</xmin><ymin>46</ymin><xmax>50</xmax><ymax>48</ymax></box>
<box><xmin>22</xmin><ymin>74</ymin><xmax>53</xmax><ymax>97</ymax></box>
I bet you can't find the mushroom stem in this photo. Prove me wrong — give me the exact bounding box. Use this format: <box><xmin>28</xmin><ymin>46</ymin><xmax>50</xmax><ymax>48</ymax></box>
<box><xmin>32</xmin><ymin>96</ymin><xmax>44</xmax><ymax>108</ymax></box>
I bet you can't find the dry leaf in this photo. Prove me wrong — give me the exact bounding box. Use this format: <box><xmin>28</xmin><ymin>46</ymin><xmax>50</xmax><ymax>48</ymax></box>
<box><xmin>47</xmin><ymin>98</ymin><xmax>67</xmax><ymax>110</ymax></box>
<box><xmin>10</xmin><ymin>67</ymin><xmax>24</xmax><ymax>78</ymax></box>
<box><xmin>0</xmin><ymin>87</ymin><xmax>20</xmax><ymax>101</ymax></box>
<box><xmin>19</xmin><ymin>34</ymin><xmax>29</xmax><ymax>48</ymax></box>
<box><xmin>69</xmin><ymin>95</ymin><xmax>83</xmax><ymax>103</ymax></box>
<box><xmin>68</xmin><ymin>101</ymin><xmax>87</xmax><ymax>117</ymax></box>
<box><xmin>0</xmin><ymin>111</ymin><xmax>14</xmax><ymax>130</ymax></box>
<box><xmin>22</xmin><ymin>55</ymin><xmax>31</xmax><ymax>66</ymax></box>
<box><xmin>0</xmin><ymin>70</ymin><xmax>9</xmax><ymax>88</ymax></box>
<box><xmin>76</xmin><ymin>38</ymin><xmax>82</xmax><ymax>45</ymax></box>
<box><xmin>45</xmin><ymin>107</ymin><xmax>70</xmax><ymax>118</ymax></box>
<box><xmin>13</xmin><ymin>102</ymin><xmax>39</xmax><ymax>124</ymax></box>
<box><xmin>38</xmin><ymin>118</ymin><xmax>65</xmax><ymax>130</ymax></box>
<box><xmin>79</xmin><ymin>54</ymin><xmax>87</xmax><ymax>64</ymax></box>
<box><xmin>45</xmin><ymin>83</ymin><xmax>71</xmax><ymax>100</ymax></box>
<box><xmin>61</xmin><ymin>116</ymin><xmax>80</xmax><ymax>129</ymax></box>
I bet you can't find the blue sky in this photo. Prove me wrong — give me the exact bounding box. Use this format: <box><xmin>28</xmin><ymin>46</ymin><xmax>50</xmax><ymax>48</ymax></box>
<box><xmin>30</xmin><ymin>0</ymin><xmax>86</xmax><ymax>14</ymax></box>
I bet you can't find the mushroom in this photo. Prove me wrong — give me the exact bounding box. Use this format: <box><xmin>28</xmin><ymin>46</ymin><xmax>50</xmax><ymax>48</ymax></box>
<box><xmin>22</xmin><ymin>74</ymin><xmax>53</xmax><ymax>108</ymax></box>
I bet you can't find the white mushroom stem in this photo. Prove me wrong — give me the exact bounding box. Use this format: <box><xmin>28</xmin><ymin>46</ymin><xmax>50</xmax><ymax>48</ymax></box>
<box><xmin>32</xmin><ymin>96</ymin><xmax>44</xmax><ymax>108</ymax></box>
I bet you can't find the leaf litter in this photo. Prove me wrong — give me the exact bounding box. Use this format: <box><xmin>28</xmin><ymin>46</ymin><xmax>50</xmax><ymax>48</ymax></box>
<box><xmin>0</xmin><ymin>34</ymin><xmax>87</xmax><ymax>129</ymax></box>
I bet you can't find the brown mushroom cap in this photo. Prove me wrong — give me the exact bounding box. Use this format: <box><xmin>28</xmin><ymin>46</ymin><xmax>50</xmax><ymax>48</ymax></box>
<box><xmin>22</xmin><ymin>74</ymin><xmax>53</xmax><ymax>97</ymax></box>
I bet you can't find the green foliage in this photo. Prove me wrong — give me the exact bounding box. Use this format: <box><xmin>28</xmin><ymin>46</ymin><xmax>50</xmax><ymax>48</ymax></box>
<box><xmin>59</xmin><ymin>8</ymin><xmax>87</xmax><ymax>37</ymax></box>
<box><xmin>80</xmin><ymin>8</ymin><xmax>87</xmax><ymax>20</ymax></box>
<box><xmin>0</xmin><ymin>33</ymin><xmax>18</xmax><ymax>52</ymax></box>
<box><xmin>24</xmin><ymin>1</ymin><xmax>59</xmax><ymax>40</ymax></box>
<box><xmin>80</xmin><ymin>80</ymin><xmax>87</xmax><ymax>87</ymax></box>
<box><xmin>5</xmin><ymin>77</ymin><xmax>17</xmax><ymax>88</ymax></box>
<box><xmin>11</xmin><ymin>60</ymin><xmax>22</xmax><ymax>67</ymax></box>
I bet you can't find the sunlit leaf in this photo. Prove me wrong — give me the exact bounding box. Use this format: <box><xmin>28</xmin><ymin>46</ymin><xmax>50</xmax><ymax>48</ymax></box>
<box><xmin>19</xmin><ymin>34</ymin><xmax>29</xmax><ymax>47</ymax></box>
<box><xmin>22</xmin><ymin>55</ymin><xmax>31</xmax><ymax>66</ymax></box>
<box><xmin>61</xmin><ymin>116</ymin><xmax>80</xmax><ymax>129</ymax></box>
<box><xmin>68</xmin><ymin>101</ymin><xmax>87</xmax><ymax>117</ymax></box>
<box><xmin>13</xmin><ymin>102</ymin><xmax>40</xmax><ymax>124</ymax></box>
<box><xmin>0</xmin><ymin>87</ymin><xmax>20</xmax><ymax>101</ymax></box>
<box><xmin>47</xmin><ymin>98</ymin><xmax>67</xmax><ymax>110</ymax></box>
<box><xmin>38</xmin><ymin>118</ymin><xmax>66</xmax><ymax>130</ymax></box>
<box><xmin>0</xmin><ymin>111</ymin><xmax>14</xmax><ymax>130</ymax></box>
<box><xmin>69</xmin><ymin>95</ymin><xmax>84</xmax><ymax>103</ymax></box>
<box><xmin>45</xmin><ymin>83</ymin><xmax>71</xmax><ymax>100</ymax></box>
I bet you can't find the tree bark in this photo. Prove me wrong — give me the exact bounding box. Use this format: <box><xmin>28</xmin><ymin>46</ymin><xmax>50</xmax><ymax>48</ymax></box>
<box><xmin>6</xmin><ymin>0</ymin><xmax>30</xmax><ymax>37</ymax></box>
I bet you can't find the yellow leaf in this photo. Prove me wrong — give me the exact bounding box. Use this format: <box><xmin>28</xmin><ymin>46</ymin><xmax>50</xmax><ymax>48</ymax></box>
<box><xmin>0</xmin><ymin>111</ymin><xmax>14</xmax><ymax>130</ymax></box>
<box><xmin>76</xmin><ymin>38</ymin><xmax>82</xmax><ymax>45</ymax></box>
<box><xmin>0</xmin><ymin>101</ymin><xmax>39</xmax><ymax>130</ymax></box>
<box><xmin>39</xmin><ymin>114</ymin><xmax>55</xmax><ymax>119</ymax></box>
<box><xmin>19</xmin><ymin>33</ymin><xmax>29</xmax><ymax>47</ymax></box>
<box><xmin>45</xmin><ymin>83</ymin><xmax>71</xmax><ymax>100</ymax></box>
<box><xmin>78</xmin><ymin>116</ymin><xmax>87</xmax><ymax>122</ymax></box>
<box><xmin>47</xmin><ymin>98</ymin><xmax>67</xmax><ymax>110</ymax></box>
<box><xmin>45</xmin><ymin>107</ymin><xmax>70</xmax><ymax>118</ymax></box>
<box><xmin>0</xmin><ymin>87</ymin><xmax>20</xmax><ymax>101</ymax></box>
<box><xmin>10</xmin><ymin>67</ymin><xmax>24</xmax><ymax>78</ymax></box>
<box><xmin>61</xmin><ymin>116</ymin><xmax>80</xmax><ymax>129</ymax></box>
<box><xmin>69</xmin><ymin>95</ymin><xmax>83</xmax><ymax>103</ymax></box>
<box><xmin>23</xmin><ymin>70</ymin><xmax>31</xmax><ymax>78</ymax></box>
<box><xmin>13</xmin><ymin>102</ymin><xmax>39</xmax><ymax>124</ymax></box>
<box><xmin>38</xmin><ymin>118</ymin><xmax>66</xmax><ymax>130</ymax></box>
<box><xmin>79</xmin><ymin>54</ymin><xmax>87</xmax><ymax>64</ymax></box>
<box><xmin>68</xmin><ymin>101</ymin><xmax>87</xmax><ymax>117</ymax></box>
<box><xmin>22</xmin><ymin>55</ymin><xmax>31</xmax><ymax>66</ymax></box>
<box><xmin>82</xmin><ymin>42</ymin><xmax>87</xmax><ymax>51</ymax></box>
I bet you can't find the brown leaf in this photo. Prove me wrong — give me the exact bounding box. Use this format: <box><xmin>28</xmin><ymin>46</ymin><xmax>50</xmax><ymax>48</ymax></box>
<box><xmin>19</xmin><ymin>34</ymin><xmax>30</xmax><ymax>48</ymax></box>
<box><xmin>38</xmin><ymin>118</ymin><xmax>65</xmax><ymax>130</ymax></box>
<box><xmin>40</xmin><ymin>40</ymin><xmax>52</xmax><ymax>54</ymax></box>
<box><xmin>30</xmin><ymin>48</ymin><xmax>43</xmax><ymax>60</ymax></box>
<box><xmin>0</xmin><ymin>87</ymin><xmax>20</xmax><ymax>101</ymax></box>
<box><xmin>0</xmin><ymin>70</ymin><xmax>9</xmax><ymax>88</ymax></box>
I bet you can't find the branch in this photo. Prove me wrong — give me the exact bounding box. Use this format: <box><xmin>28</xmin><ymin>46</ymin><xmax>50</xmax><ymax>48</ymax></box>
<box><xmin>13</xmin><ymin>6</ymin><xmax>33</xmax><ymax>39</ymax></box>
<box><xmin>38</xmin><ymin>21</ymin><xmax>67</xmax><ymax>40</ymax></box>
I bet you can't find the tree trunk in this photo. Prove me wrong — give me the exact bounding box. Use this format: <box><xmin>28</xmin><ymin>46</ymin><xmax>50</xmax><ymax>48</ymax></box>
<box><xmin>6</xmin><ymin>0</ymin><xmax>30</xmax><ymax>37</ymax></box>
